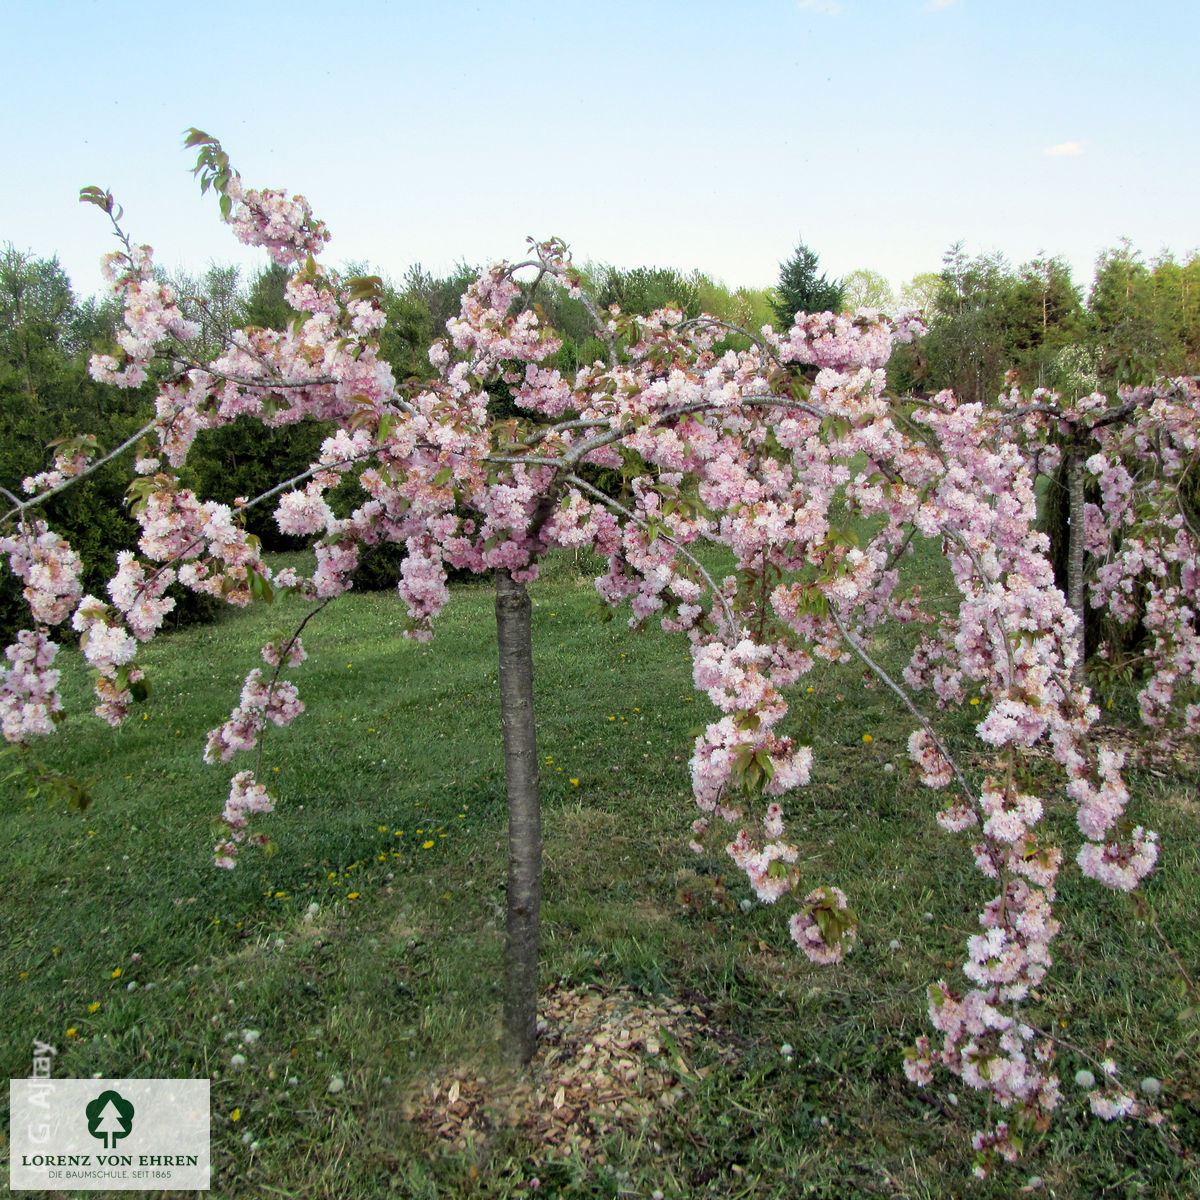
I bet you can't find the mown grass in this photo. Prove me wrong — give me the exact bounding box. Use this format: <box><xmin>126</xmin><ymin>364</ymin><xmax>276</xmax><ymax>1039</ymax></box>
<box><xmin>1</xmin><ymin>548</ymin><xmax>1198</xmax><ymax>1198</ymax></box>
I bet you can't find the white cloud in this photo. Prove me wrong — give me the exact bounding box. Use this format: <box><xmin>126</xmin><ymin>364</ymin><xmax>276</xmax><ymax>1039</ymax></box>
<box><xmin>798</xmin><ymin>0</ymin><xmax>843</xmax><ymax>14</ymax></box>
<box><xmin>1044</xmin><ymin>141</ymin><xmax>1086</xmax><ymax>157</ymax></box>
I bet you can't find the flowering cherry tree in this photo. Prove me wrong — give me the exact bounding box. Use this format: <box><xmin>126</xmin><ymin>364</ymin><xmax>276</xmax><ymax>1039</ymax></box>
<box><xmin>0</xmin><ymin>132</ymin><xmax>1186</xmax><ymax>1177</ymax></box>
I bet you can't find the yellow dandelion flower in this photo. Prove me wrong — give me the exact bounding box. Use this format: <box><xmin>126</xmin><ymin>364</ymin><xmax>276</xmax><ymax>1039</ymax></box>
<box><xmin>231</xmin><ymin>1108</ymin><xmax>241</xmax><ymax>1122</ymax></box>
<box><xmin>66</xmin><ymin>1028</ymin><xmax>78</xmax><ymax>1037</ymax></box>
<box><xmin>110</xmin><ymin>968</ymin><xmax>122</xmax><ymax>979</ymax></box>
<box><xmin>969</xmin><ymin>697</ymin><xmax>981</xmax><ymax>706</ymax></box>
<box><xmin>570</xmin><ymin>778</ymin><xmax>580</xmax><ymax>786</ymax></box>
<box><xmin>422</xmin><ymin>840</ymin><xmax>434</xmax><ymax>850</ymax></box>
<box><xmin>862</xmin><ymin>734</ymin><xmax>873</xmax><ymax>743</ymax></box>
<box><xmin>88</xmin><ymin>1002</ymin><xmax>101</xmax><ymax>1013</ymax></box>
<box><xmin>347</xmin><ymin>892</ymin><xmax>360</xmax><ymax>900</ymax></box>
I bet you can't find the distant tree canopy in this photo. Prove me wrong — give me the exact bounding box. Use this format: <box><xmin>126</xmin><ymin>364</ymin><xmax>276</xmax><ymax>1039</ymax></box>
<box><xmin>841</xmin><ymin>268</ymin><xmax>895</xmax><ymax>313</ymax></box>
<box><xmin>771</xmin><ymin>239</ymin><xmax>844</xmax><ymax>328</ymax></box>
<box><xmin>920</xmin><ymin>245</ymin><xmax>1084</xmax><ymax>404</ymax></box>
<box><xmin>915</xmin><ymin>241</ymin><xmax>1200</xmax><ymax>403</ymax></box>
<box><xmin>1088</xmin><ymin>240</ymin><xmax>1200</xmax><ymax>384</ymax></box>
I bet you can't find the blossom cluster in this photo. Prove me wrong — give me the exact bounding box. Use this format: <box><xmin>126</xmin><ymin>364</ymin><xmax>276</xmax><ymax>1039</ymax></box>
<box><xmin>89</xmin><ymin>245</ymin><xmax>201</xmax><ymax>388</ymax></box>
<box><xmin>205</xmin><ymin>668</ymin><xmax>305</xmax><ymax>765</ymax></box>
<box><xmin>0</xmin><ymin>629</ymin><xmax>62</xmax><ymax>742</ymax></box>
<box><xmin>1</xmin><ymin>521</ymin><xmax>83</xmax><ymax>626</ymax></box>
<box><xmin>223</xmin><ymin>177</ymin><xmax>331</xmax><ymax>266</ymax></box>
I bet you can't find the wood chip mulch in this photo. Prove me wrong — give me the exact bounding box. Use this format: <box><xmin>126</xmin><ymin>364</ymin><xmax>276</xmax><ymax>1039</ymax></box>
<box><xmin>402</xmin><ymin>983</ymin><xmax>737</xmax><ymax>1159</ymax></box>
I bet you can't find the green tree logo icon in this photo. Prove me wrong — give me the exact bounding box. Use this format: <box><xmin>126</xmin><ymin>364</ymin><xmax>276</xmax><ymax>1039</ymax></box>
<box><xmin>85</xmin><ymin>1089</ymin><xmax>135</xmax><ymax>1149</ymax></box>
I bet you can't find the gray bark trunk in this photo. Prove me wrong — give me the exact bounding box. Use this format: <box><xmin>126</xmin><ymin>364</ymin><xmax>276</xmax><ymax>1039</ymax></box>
<box><xmin>494</xmin><ymin>568</ymin><xmax>542</xmax><ymax>1065</ymax></box>
<box><xmin>1066</xmin><ymin>445</ymin><xmax>1087</xmax><ymax>686</ymax></box>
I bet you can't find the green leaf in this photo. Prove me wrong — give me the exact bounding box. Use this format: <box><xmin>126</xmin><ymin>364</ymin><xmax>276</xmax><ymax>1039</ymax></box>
<box><xmin>248</xmin><ymin>570</ymin><xmax>275</xmax><ymax>605</ymax></box>
<box><xmin>78</xmin><ymin>186</ymin><xmax>115</xmax><ymax>214</ymax></box>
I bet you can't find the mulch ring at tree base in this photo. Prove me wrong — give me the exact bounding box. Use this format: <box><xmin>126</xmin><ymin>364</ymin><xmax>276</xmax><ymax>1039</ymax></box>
<box><xmin>402</xmin><ymin>983</ymin><xmax>738</xmax><ymax>1160</ymax></box>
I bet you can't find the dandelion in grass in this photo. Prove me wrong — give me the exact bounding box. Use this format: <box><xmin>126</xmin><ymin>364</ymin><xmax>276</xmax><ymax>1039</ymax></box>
<box><xmin>423</xmin><ymin>840</ymin><xmax>434</xmax><ymax>849</ymax></box>
<box><xmin>570</xmin><ymin>778</ymin><xmax>580</xmax><ymax>786</ymax></box>
<box><xmin>230</xmin><ymin>1108</ymin><xmax>241</xmax><ymax>1122</ymax></box>
<box><xmin>66</xmin><ymin>1028</ymin><xmax>78</xmax><ymax>1038</ymax></box>
<box><xmin>110</xmin><ymin>968</ymin><xmax>122</xmax><ymax>979</ymax></box>
<box><xmin>862</xmin><ymin>734</ymin><xmax>873</xmax><ymax>744</ymax></box>
<box><xmin>88</xmin><ymin>1002</ymin><xmax>100</xmax><ymax>1013</ymax></box>
<box><xmin>347</xmin><ymin>892</ymin><xmax>360</xmax><ymax>900</ymax></box>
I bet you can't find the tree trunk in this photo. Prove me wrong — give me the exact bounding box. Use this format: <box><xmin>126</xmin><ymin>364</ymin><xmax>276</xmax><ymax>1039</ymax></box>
<box><xmin>494</xmin><ymin>568</ymin><xmax>542</xmax><ymax>1065</ymax></box>
<box><xmin>1066</xmin><ymin>443</ymin><xmax>1087</xmax><ymax>686</ymax></box>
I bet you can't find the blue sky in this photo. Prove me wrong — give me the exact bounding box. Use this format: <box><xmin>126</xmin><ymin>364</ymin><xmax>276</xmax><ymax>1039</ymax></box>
<box><xmin>3</xmin><ymin>0</ymin><xmax>1196</xmax><ymax>301</ymax></box>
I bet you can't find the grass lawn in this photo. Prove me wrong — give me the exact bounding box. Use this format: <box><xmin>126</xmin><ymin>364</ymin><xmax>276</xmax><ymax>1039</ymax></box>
<box><xmin>1</xmin><ymin>551</ymin><xmax>1198</xmax><ymax>1198</ymax></box>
